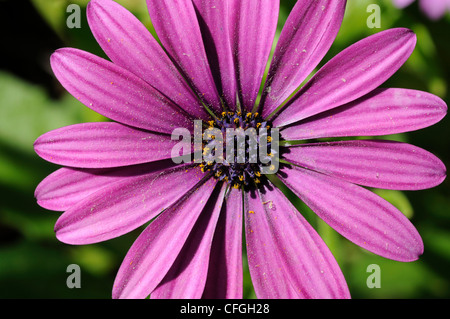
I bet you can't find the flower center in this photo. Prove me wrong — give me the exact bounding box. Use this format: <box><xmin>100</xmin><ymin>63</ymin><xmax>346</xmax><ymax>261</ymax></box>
<box><xmin>199</xmin><ymin>112</ymin><xmax>276</xmax><ymax>190</ymax></box>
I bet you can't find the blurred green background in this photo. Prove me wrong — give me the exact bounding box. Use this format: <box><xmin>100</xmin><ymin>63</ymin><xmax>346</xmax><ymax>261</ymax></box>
<box><xmin>0</xmin><ymin>0</ymin><xmax>449</xmax><ymax>298</ymax></box>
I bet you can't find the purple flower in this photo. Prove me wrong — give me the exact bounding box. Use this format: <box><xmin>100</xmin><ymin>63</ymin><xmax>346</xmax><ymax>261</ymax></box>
<box><xmin>34</xmin><ymin>0</ymin><xmax>447</xmax><ymax>299</ymax></box>
<box><xmin>393</xmin><ymin>0</ymin><xmax>450</xmax><ymax>20</ymax></box>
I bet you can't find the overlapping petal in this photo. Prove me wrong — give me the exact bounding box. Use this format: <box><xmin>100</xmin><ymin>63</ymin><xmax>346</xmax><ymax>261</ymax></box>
<box><xmin>279</xmin><ymin>166</ymin><xmax>424</xmax><ymax>262</ymax></box>
<box><xmin>113</xmin><ymin>178</ymin><xmax>218</xmax><ymax>299</ymax></box>
<box><xmin>35</xmin><ymin>160</ymin><xmax>175</xmax><ymax>211</ymax></box>
<box><xmin>55</xmin><ymin>165</ymin><xmax>205</xmax><ymax>245</ymax></box>
<box><xmin>260</xmin><ymin>0</ymin><xmax>346</xmax><ymax>116</ymax></box>
<box><xmin>34</xmin><ymin>122</ymin><xmax>192</xmax><ymax>168</ymax></box>
<box><xmin>272</xmin><ymin>28</ymin><xmax>417</xmax><ymax>127</ymax></box>
<box><xmin>50</xmin><ymin>48</ymin><xmax>194</xmax><ymax>134</ymax></box>
<box><xmin>229</xmin><ymin>0</ymin><xmax>279</xmax><ymax>111</ymax></box>
<box><xmin>281</xmin><ymin>88</ymin><xmax>447</xmax><ymax>139</ymax></box>
<box><xmin>284</xmin><ymin>140</ymin><xmax>446</xmax><ymax>190</ymax></box>
<box><xmin>244</xmin><ymin>184</ymin><xmax>350</xmax><ymax>298</ymax></box>
<box><xmin>193</xmin><ymin>0</ymin><xmax>237</xmax><ymax>108</ymax></box>
<box><xmin>86</xmin><ymin>0</ymin><xmax>209</xmax><ymax>120</ymax></box>
<box><xmin>202</xmin><ymin>188</ymin><xmax>243</xmax><ymax>299</ymax></box>
<box><xmin>146</xmin><ymin>0</ymin><xmax>222</xmax><ymax>112</ymax></box>
<box><xmin>151</xmin><ymin>183</ymin><xmax>226</xmax><ymax>299</ymax></box>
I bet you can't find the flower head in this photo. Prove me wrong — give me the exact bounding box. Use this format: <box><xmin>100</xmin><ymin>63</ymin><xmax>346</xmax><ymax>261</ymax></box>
<box><xmin>34</xmin><ymin>0</ymin><xmax>447</xmax><ymax>299</ymax></box>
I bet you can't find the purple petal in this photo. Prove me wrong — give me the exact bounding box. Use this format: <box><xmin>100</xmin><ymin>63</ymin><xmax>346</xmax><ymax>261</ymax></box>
<box><xmin>420</xmin><ymin>0</ymin><xmax>448</xmax><ymax>20</ymax></box>
<box><xmin>284</xmin><ymin>140</ymin><xmax>446</xmax><ymax>190</ymax></box>
<box><xmin>34</xmin><ymin>122</ymin><xmax>192</xmax><ymax>168</ymax></box>
<box><xmin>151</xmin><ymin>183</ymin><xmax>226</xmax><ymax>299</ymax></box>
<box><xmin>272</xmin><ymin>28</ymin><xmax>417</xmax><ymax>127</ymax></box>
<box><xmin>192</xmin><ymin>0</ymin><xmax>237</xmax><ymax>109</ymax></box>
<box><xmin>113</xmin><ymin>177</ymin><xmax>218</xmax><ymax>299</ymax></box>
<box><xmin>280</xmin><ymin>88</ymin><xmax>447</xmax><ymax>139</ymax></box>
<box><xmin>146</xmin><ymin>0</ymin><xmax>222</xmax><ymax>112</ymax></box>
<box><xmin>202</xmin><ymin>188</ymin><xmax>243</xmax><ymax>299</ymax></box>
<box><xmin>86</xmin><ymin>0</ymin><xmax>209</xmax><ymax>120</ymax></box>
<box><xmin>229</xmin><ymin>0</ymin><xmax>279</xmax><ymax>111</ymax></box>
<box><xmin>260</xmin><ymin>0</ymin><xmax>346</xmax><ymax>117</ymax></box>
<box><xmin>244</xmin><ymin>184</ymin><xmax>350</xmax><ymax>299</ymax></box>
<box><xmin>279</xmin><ymin>166</ymin><xmax>424</xmax><ymax>262</ymax></box>
<box><xmin>34</xmin><ymin>160</ymin><xmax>175</xmax><ymax>211</ymax></box>
<box><xmin>50</xmin><ymin>48</ymin><xmax>194</xmax><ymax>134</ymax></box>
<box><xmin>55</xmin><ymin>165</ymin><xmax>206</xmax><ymax>245</ymax></box>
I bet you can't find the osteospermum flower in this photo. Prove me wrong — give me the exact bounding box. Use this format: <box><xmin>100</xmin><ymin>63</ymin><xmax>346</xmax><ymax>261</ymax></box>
<box><xmin>34</xmin><ymin>0</ymin><xmax>447</xmax><ymax>299</ymax></box>
<box><xmin>393</xmin><ymin>0</ymin><xmax>450</xmax><ymax>20</ymax></box>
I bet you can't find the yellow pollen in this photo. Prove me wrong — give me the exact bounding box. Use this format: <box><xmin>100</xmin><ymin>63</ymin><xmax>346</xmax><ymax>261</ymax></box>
<box><xmin>255</xmin><ymin>171</ymin><xmax>261</xmax><ymax>177</ymax></box>
<box><xmin>249</xmin><ymin>210</ymin><xmax>255</xmax><ymax>214</ymax></box>
<box><xmin>239</xmin><ymin>175</ymin><xmax>244</xmax><ymax>181</ymax></box>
